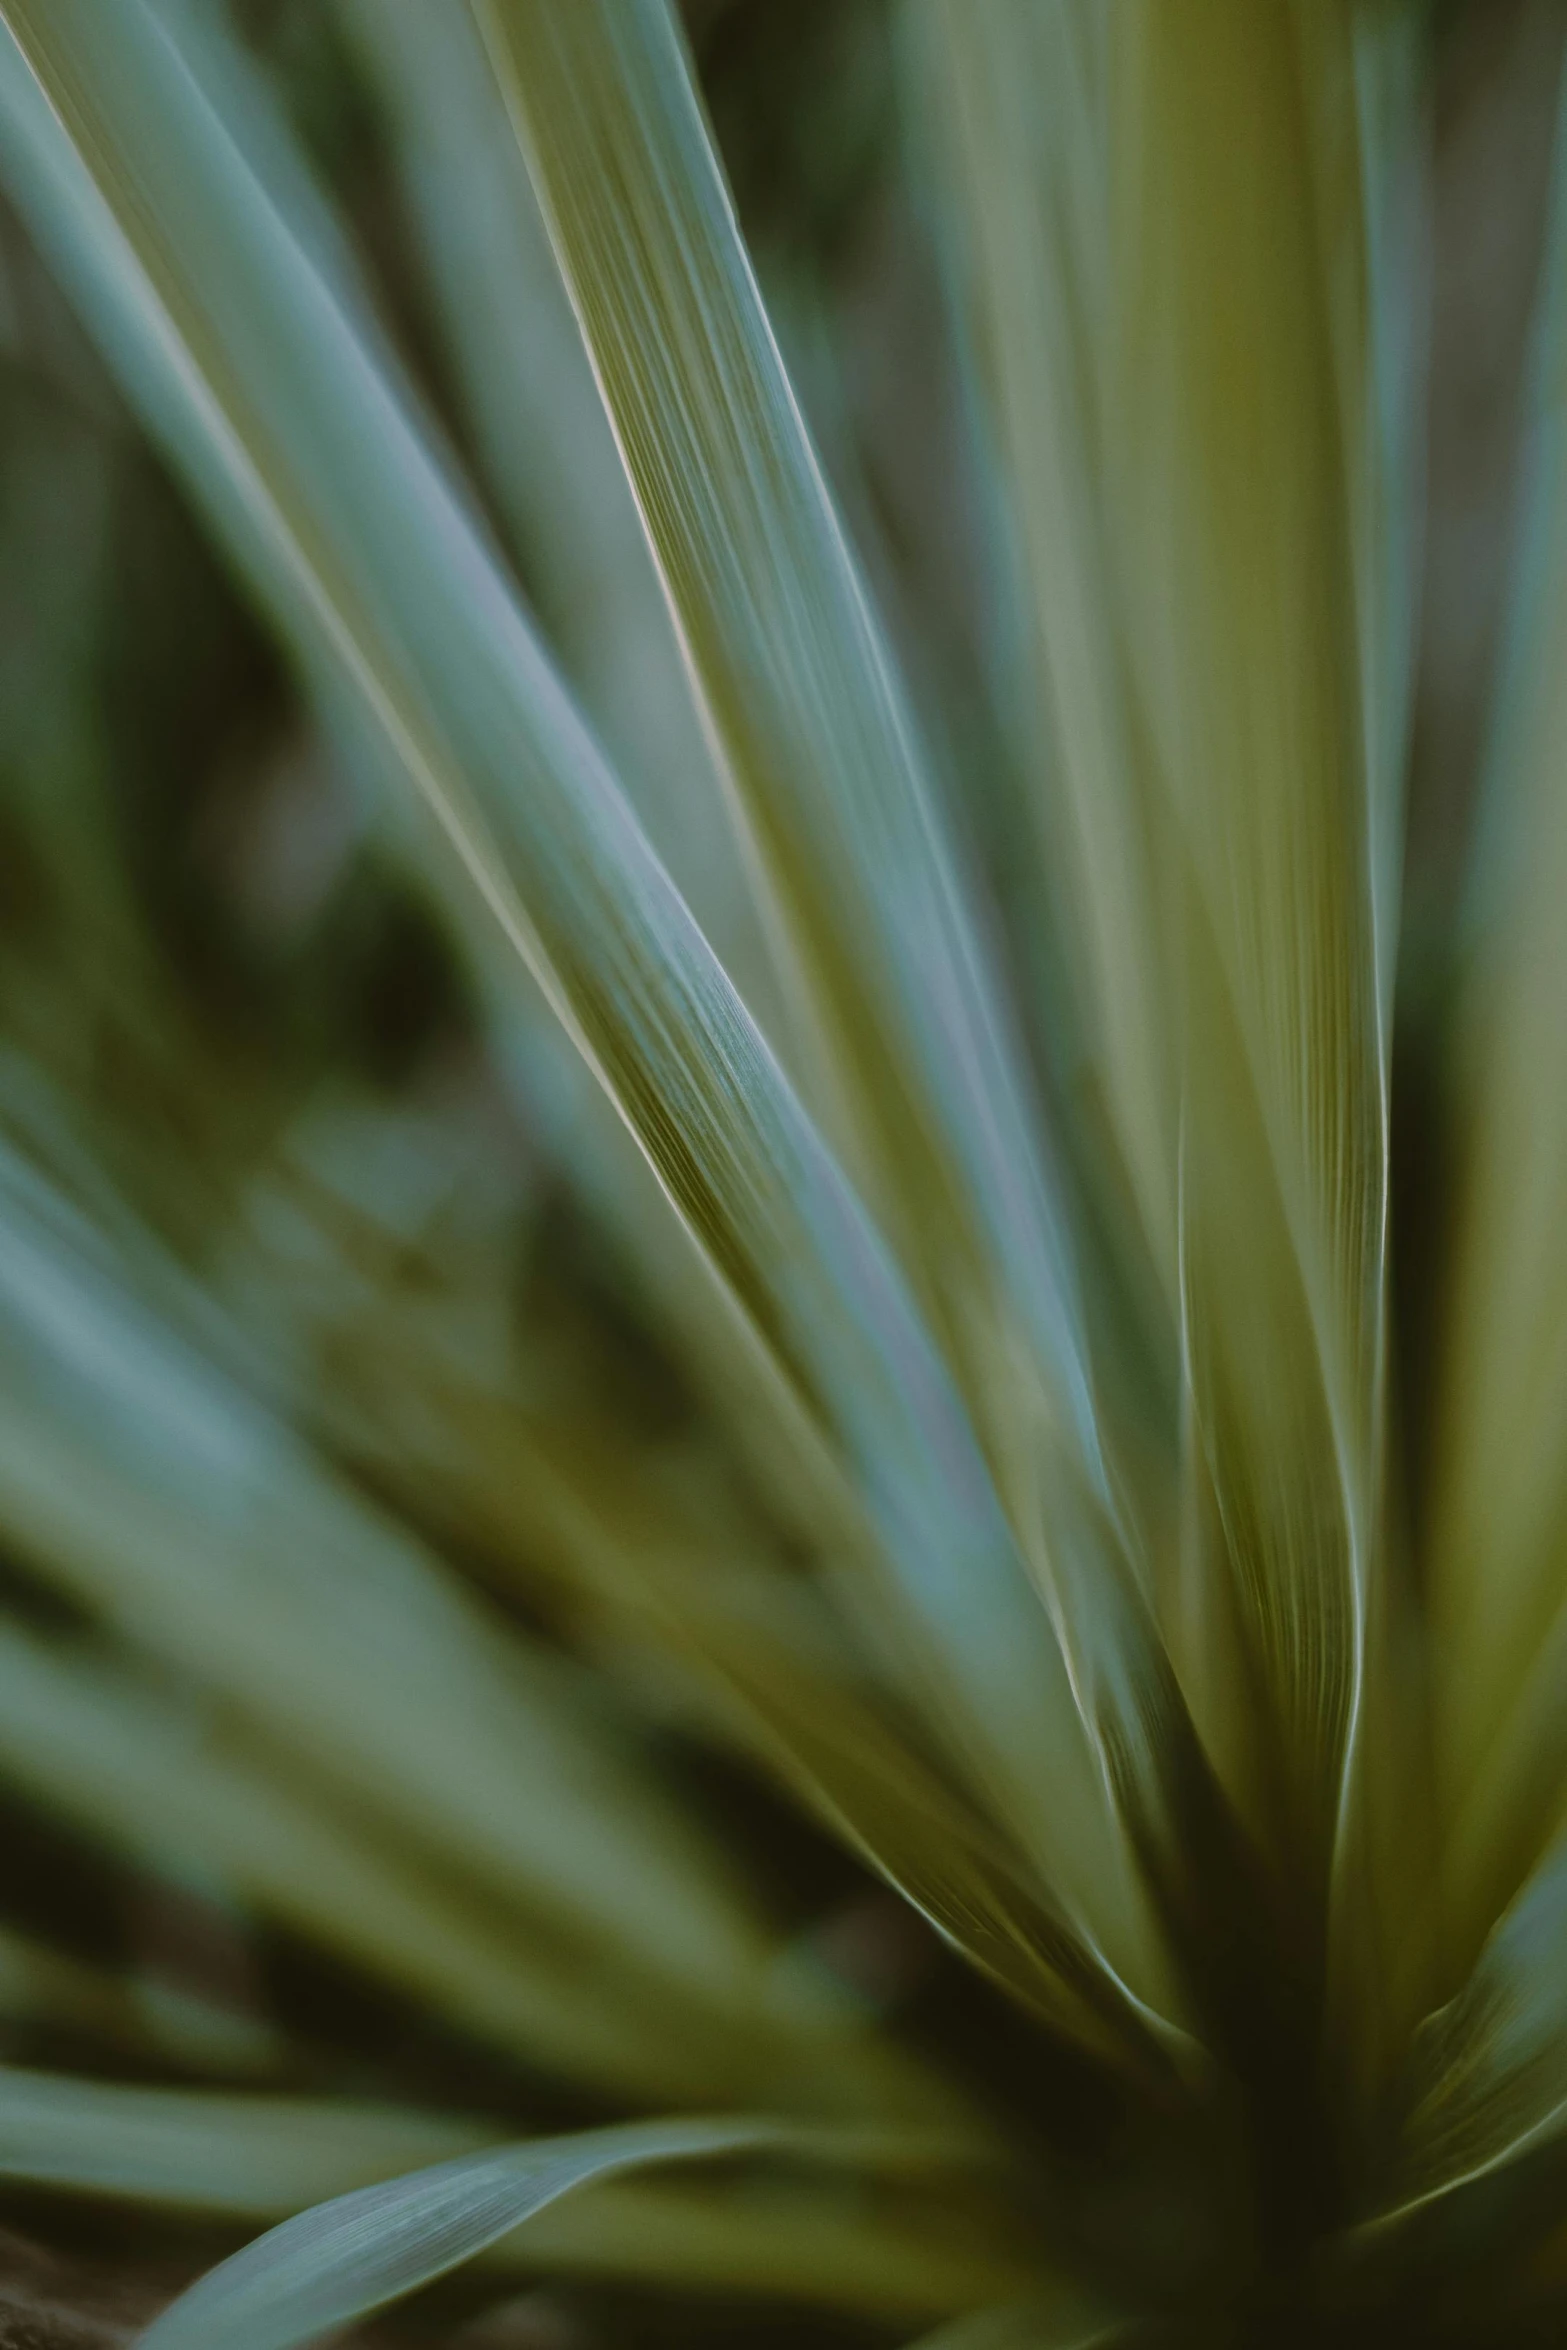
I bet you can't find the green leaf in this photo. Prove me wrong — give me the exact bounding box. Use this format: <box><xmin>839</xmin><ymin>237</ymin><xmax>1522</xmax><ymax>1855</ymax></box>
<box><xmin>915</xmin><ymin>0</ymin><xmax>1420</xmax><ymax>2082</ymax></box>
<box><xmin>328</xmin><ymin>0</ymin><xmax>778</xmax><ymax>1025</ymax></box>
<box><xmin>1424</xmin><ymin>56</ymin><xmax>1567</xmax><ymax>1972</ymax></box>
<box><xmin>0</xmin><ymin>0</ymin><xmax>1168</xmax><ymax>2036</ymax></box>
<box><xmin>1384</xmin><ymin>1847</ymin><xmax>1567</xmax><ymax>2218</ymax></box>
<box><xmin>0</xmin><ymin>1615</ymin><xmax>729</xmax><ymax>2098</ymax></box>
<box><xmin>471</xmin><ymin>0</ymin><xmax>1183</xmax><ymax>1825</ymax></box>
<box><xmin>0</xmin><ymin>1142</ymin><xmax>856</xmax><ymax>2089</ymax></box>
<box><xmin>1104</xmin><ymin>1</ymin><xmax>1393</xmax><ymax>1896</ymax></box>
<box><xmin>0</xmin><ymin>2069</ymin><xmax>1025</xmax><ymax>2323</ymax></box>
<box><xmin>473</xmin><ymin>0</ymin><xmax>1094</xmax><ymax>1430</ymax></box>
<box><xmin>0</xmin><ymin>2067</ymin><xmax>485</xmax><ymax>2214</ymax></box>
<box><xmin>136</xmin><ymin>2120</ymin><xmax>813</xmax><ymax>2350</ymax></box>
<box><xmin>0</xmin><ymin>1925</ymin><xmax>282</xmax><ymax>2077</ymax></box>
<box><xmin>913</xmin><ymin>0</ymin><xmax>1175</xmax><ymax>1319</ymax></box>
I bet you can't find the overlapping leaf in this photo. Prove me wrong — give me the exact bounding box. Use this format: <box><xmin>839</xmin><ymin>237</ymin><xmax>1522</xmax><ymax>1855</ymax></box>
<box><xmin>135</xmin><ymin>2116</ymin><xmax>1016</xmax><ymax>2349</ymax></box>
<box><xmin>915</xmin><ymin>0</ymin><xmax>1174</xmax><ymax>1325</ymax></box>
<box><xmin>213</xmin><ymin>1089</ymin><xmax>1155</xmax><ymax>2075</ymax></box>
<box><xmin>0</xmin><ymin>0</ymin><xmax>1170</xmax><ymax>2035</ymax></box>
<box><xmin>0</xmin><ymin>1144</ymin><xmax>882</xmax><ymax>2094</ymax></box>
<box><xmin>1100</xmin><ymin>2</ymin><xmax>1393</xmax><ymax>1901</ymax></box>
<box><xmin>472</xmin><ymin>0</ymin><xmax>1180</xmax><ymax>1819</ymax></box>
<box><xmin>1426</xmin><ymin>56</ymin><xmax>1567</xmax><ymax>1972</ymax></box>
<box><xmin>0</xmin><ymin>2070</ymin><xmax>1020</xmax><ymax>2321</ymax></box>
<box><xmin>0</xmin><ymin>1616</ymin><xmax>713</xmax><ymax>2096</ymax></box>
<box><xmin>1392</xmin><ymin>1851</ymin><xmax>1567</xmax><ymax>2216</ymax></box>
<box><xmin>328</xmin><ymin>0</ymin><xmax>779</xmax><ymax>1024</ymax></box>
<box><xmin>915</xmin><ymin>0</ymin><xmax>1418</xmax><ymax>2098</ymax></box>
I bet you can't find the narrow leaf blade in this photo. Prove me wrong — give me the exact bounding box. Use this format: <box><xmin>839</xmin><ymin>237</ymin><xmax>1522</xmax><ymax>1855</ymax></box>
<box><xmin>137</xmin><ymin>2120</ymin><xmax>777</xmax><ymax>2350</ymax></box>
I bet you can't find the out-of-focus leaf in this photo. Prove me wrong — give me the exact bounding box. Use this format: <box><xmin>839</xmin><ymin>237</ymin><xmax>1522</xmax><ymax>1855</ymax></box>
<box><xmin>1101</xmin><ymin>2</ymin><xmax>1392</xmax><ymax>1909</ymax></box>
<box><xmin>0</xmin><ymin>2067</ymin><xmax>485</xmax><ymax>2213</ymax></box>
<box><xmin>135</xmin><ymin>2118</ymin><xmax>858</xmax><ymax>2350</ymax></box>
<box><xmin>0</xmin><ymin>0</ymin><xmax>1171</xmax><ymax>2040</ymax></box>
<box><xmin>479</xmin><ymin>1415</ymin><xmax>1150</xmax><ymax>2062</ymax></box>
<box><xmin>0</xmin><ymin>1923</ymin><xmax>282</xmax><ymax>2077</ymax></box>
<box><xmin>473</xmin><ymin>0</ymin><xmax>1092</xmax><ymax>1450</ymax></box>
<box><xmin>1385</xmin><ymin>1845</ymin><xmax>1567</xmax><ymax>2218</ymax></box>
<box><xmin>0</xmin><ymin>2068</ymin><xmax>1021</xmax><ymax>2319</ymax></box>
<box><xmin>0</xmin><ymin>1146</ymin><xmax>898</xmax><ymax>2098</ymax></box>
<box><xmin>315</xmin><ymin>0</ymin><xmax>832</xmax><ymax>1567</ymax></box>
<box><xmin>328</xmin><ymin>0</ymin><xmax>779</xmax><ymax>1030</ymax></box>
<box><xmin>903</xmin><ymin>2311</ymin><xmax>1119</xmax><ymax>2350</ymax></box>
<box><xmin>216</xmin><ymin>1091</ymin><xmax>1163</xmax><ymax>2076</ymax></box>
<box><xmin>1426</xmin><ymin>60</ymin><xmax>1567</xmax><ymax>1972</ymax></box>
<box><xmin>914</xmin><ymin>1</ymin><xmax>1174</xmax><ymax>1321</ymax></box>
<box><xmin>916</xmin><ymin>0</ymin><xmax>1420</xmax><ymax>1289</ymax></box>
<box><xmin>0</xmin><ymin>1132</ymin><xmax>1003</xmax><ymax>2124</ymax></box>
<box><xmin>217</xmin><ymin>1107</ymin><xmax>1156</xmax><ymax>2077</ymax></box>
<box><xmin>488</xmin><ymin>2171</ymin><xmax>1037</xmax><ymax>2318</ymax></box>
<box><xmin>1292</xmin><ymin>5</ymin><xmax>1427</xmax><ymax>1033</ymax></box>
<box><xmin>0</xmin><ymin>1612</ymin><xmax>798</xmax><ymax>2100</ymax></box>
<box><xmin>915</xmin><ymin>0</ymin><xmax>1419</xmax><ymax>2093</ymax></box>
<box><xmin>472</xmin><ymin>1</ymin><xmax>1185</xmax><ymax>1860</ymax></box>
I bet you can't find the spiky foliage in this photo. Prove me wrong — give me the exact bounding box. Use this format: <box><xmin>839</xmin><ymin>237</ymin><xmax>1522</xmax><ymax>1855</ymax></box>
<box><xmin>0</xmin><ymin>1</ymin><xmax>1562</xmax><ymax>2343</ymax></box>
